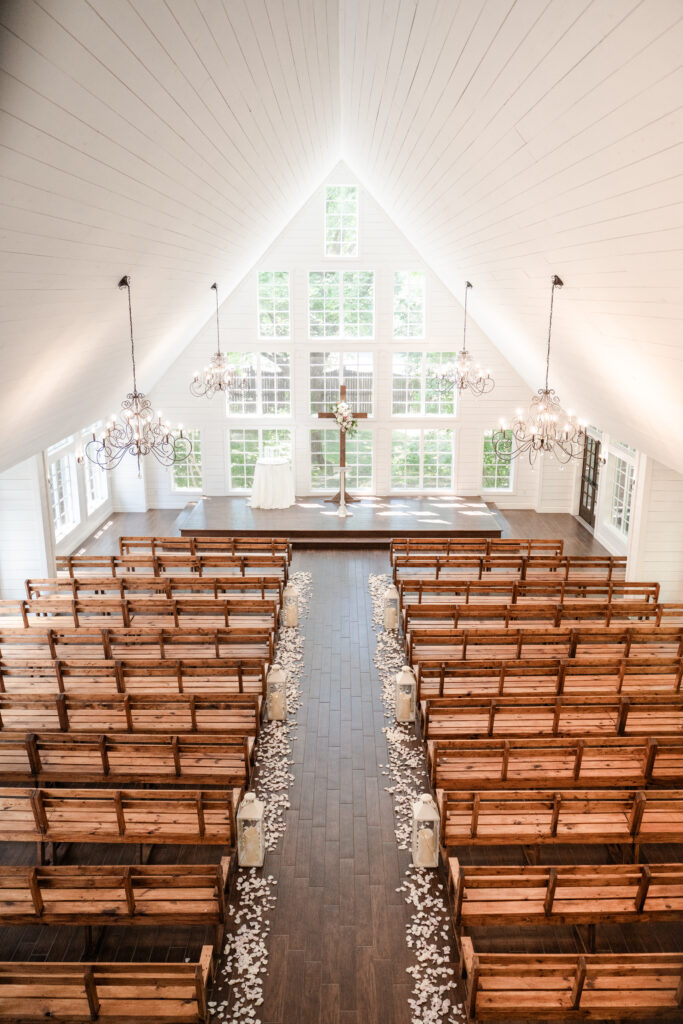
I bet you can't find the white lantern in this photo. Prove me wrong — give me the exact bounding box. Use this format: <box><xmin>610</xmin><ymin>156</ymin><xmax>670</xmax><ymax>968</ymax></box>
<box><xmin>383</xmin><ymin>584</ymin><xmax>399</xmax><ymax>631</ymax></box>
<box><xmin>237</xmin><ymin>792</ymin><xmax>265</xmax><ymax>868</ymax></box>
<box><xmin>266</xmin><ymin>664</ymin><xmax>288</xmax><ymax>721</ymax></box>
<box><xmin>395</xmin><ymin>665</ymin><xmax>416</xmax><ymax>723</ymax></box>
<box><xmin>411</xmin><ymin>793</ymin><xmax>440</xmax><ymax>869</ymax></box>
<box><xmin>282</xmin><ymin>582</ymin><xmax>299</xmax><ymax>627</ymax></box>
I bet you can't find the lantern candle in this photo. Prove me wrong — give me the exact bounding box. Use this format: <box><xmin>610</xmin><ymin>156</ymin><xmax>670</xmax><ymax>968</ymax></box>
<box><xmin>383</xmin><ymin>584</ymin><xmax>399</xmax><ymax>631</ymax></box>
<box><xmin>282</xmin><ymin>582</ymin><xmax>299</xmax><ymax>627</ymax></box>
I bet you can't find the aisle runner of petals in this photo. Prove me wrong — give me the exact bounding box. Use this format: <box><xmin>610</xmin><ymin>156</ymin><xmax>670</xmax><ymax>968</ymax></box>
<box><xmin>208</xmin><ymin>570</ymin><xmax>312</xmax><ymax>1024</ymax></box>
<box><xmin>369</xmin><ymin>573</ymin><xmax>464</xmax><ymax>1024</ymax></box>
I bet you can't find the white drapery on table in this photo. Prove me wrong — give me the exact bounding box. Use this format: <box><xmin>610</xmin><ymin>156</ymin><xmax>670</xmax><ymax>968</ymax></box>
<box><xmin>249</xmin><ymin>457</ymin><xmax>296</xmax><ymax>509</ymax></box>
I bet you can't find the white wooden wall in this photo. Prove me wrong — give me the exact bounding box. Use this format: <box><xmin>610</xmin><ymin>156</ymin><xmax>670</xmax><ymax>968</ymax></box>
<box><xmin>144</xmin><ymin>162</ymin><xmax>565</xmax><ymax>509</ymax></box>
<box><xmin>628</xmin><ymin>454</ymin><xmax>683</xmax><ymax>601</ymax></box>
<box><xmin>0</xmin><ymin>455</ymin><xmax>54</xmax><ymax>597</ymax></box>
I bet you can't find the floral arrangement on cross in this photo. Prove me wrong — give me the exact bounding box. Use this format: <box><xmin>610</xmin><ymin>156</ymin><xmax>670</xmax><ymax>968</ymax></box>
<box><xmin>331</xmin><ymin>400</ymin><xmax>358</xmax><ymax>438</ymax></box>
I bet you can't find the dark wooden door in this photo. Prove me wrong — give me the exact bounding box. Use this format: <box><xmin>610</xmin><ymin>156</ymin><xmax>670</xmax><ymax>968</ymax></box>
<box><xmin>578</xmin><ymin>436</ymin><xmax>601</xmax><ymax>528</ymax></box>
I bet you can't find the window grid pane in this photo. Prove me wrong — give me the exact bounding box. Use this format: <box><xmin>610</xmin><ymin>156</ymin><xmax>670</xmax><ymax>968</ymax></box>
<box><xmin>49</xmin><ymin>455</ymin><xmax>79</xmax><ymax>541</ymax></box>
<box><xmin>393</xmin><ymin>271</ymin><xmax>426</xmax><ymax>338</ymax></box>
<box><xmin>310</xmin><ymin>428</ymin><xmax>373</xmax><ymax>492</ymax></box>
<box><xmin>309</xmin><ymin>352</ymin><xmax>341</xmax><ymax>414</ymax></box>
<box><xmin>309</xmin><ymin>271</ymin><xmax>341</xmax><ymax>337</ymax></box>
<box><xmin>342</xmin><ymin>271</ymin><xmax>374</xmax><ymax>338</ymax></box>
<box><xmin>258</xmin><ymin>271</ymin><xmax>290</xmax><ymax>338</ymax></box>
<box><xmin>481</xmin><ymin>430</ymin><xmax>512</xmax><ymax>491</ymax></box>
<box><xmin>226</xmin><ymin>353</ymin><xmax>289</xmax><ymax>417</ymax></box>
<box><xmin>229</xmin><ymin>428</ymin><xmax>291</xmax><ymax>491</ymax></box>
<box><xmin>391</xmin><ymin>352</ymin><xmax>455</xmax><ymax>415</ymax></box>
<box><xmin>342</xmin><ymin>352</ymin><xmax>373</xmax><ymax>414</ymax></box>
<box><xmin>173</xmin><ymin>429</ymin><xmax>203</xmax><ymax>491</ymax></box>
<box><xmin>391</xmin><ymin>429</ymin><xmax>453</xmax><ymax>491</ymax></box>
<box><xmin>84</xmin><ymin>453</ymin><xmax>108</xmax><ymax>514</ymax></box>
<box><xmin>325</xmin><ymin>185</ymin><xmax>358</xmax><ymax>257</ymax></box>
<box><xmin>610</xmin><ymin>457</ymin><xmax>635</xmax><ymax>535</ymax></box>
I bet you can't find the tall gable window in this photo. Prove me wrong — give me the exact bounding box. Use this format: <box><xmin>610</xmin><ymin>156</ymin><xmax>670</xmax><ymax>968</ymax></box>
<box><xmin>393</xmin><ymin>271</ymin><xmax>426</xmax><ymax>338</ymax></box>
<box><xmin>325</xmin><ymin>185</ymin><xmax>358</xmax><ymax>256</ymax></box>
<box><xmin>309</xmin><ymin>271</ymin><xmax>374</xmax><ymax>338</ymax></box>
<box><xmin>258</xmin><ymin>272</ymin><xmax>290</xmax><ymax>338</ymax></box>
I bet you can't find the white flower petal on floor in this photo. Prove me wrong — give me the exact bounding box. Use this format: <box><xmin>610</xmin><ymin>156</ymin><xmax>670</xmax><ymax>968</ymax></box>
<box><xmin>209</xmin><ymin>570</ymin><xmax>313</xmax><ymax>1023</ymax></box>
<box><xmin>369</xmin><ymin>572</ymin><xmax>464</xmax><ymax>1024</ymax></box>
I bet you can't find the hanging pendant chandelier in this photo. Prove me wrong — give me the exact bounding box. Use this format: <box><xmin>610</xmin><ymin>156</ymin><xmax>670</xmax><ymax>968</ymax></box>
<box><xmin>85</xmin><ymin>276</ymin><xmax>191</xmax><ymax>476</ymax></box>
<box><xmin>432</xmin><ymin>281</ymin><xmax>495</xmax><ymax>396</ymax></box>
<box><xmin>492</xmin><ymin>275</ymin><xmax>586</xmax><ymax>465</ymax></box>
<box><xmin>190</xmin><ymin>282</ymin><xmax>252</xmax><ymax>400</ymax></box>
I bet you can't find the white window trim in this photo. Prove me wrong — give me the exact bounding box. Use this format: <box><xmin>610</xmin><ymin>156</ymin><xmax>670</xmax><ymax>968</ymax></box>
<box><xmin>257</xmin><ymin>271</ymin><xmax>291</xmax><ymax>341</ymax></box>
<box><xmin>480</xmin><ymin>430</ymin><xmax>514</xmax><ymax>494</ymax></box>
<box><xmin>46</xmin><ymin>450</ymin><xmax>81</xmax><ymax>543</ymax></box>
<box><xmin>391</xmin><ymin>351</ymin><xmax>457</xmax><ymax>417</ymax></box>
<box><xmin>225</xmin><ymin>351</ymin><xmax>293</xmax><ymax>418</ymax></box>
<box><xmin>307</xmin><ymin>269</ymin><xmax>376</xmax><ymax>341</ymax></box>
<box><xmin>323</xmin><ymin>184</ymin><xmax>360</xmax><ymax>259</ymax></box>
<box><xmin>390</xmin><ymin>427</ymin><xmax>455</xmax><ymax>493</ymax></box>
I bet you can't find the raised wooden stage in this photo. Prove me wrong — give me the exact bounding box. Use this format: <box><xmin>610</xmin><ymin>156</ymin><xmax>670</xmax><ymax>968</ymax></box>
<box><xmin>178</xmin><ymin>495</ymin><xmax>502</xmax><ymax>545</ymax></box>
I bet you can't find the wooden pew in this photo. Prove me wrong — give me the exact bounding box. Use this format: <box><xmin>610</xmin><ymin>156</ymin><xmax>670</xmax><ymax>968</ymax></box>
<box><xmin>0</xmin><ymin>785</ymin><xmax>241</xmax><ymax>854</ymax></box>
<box><xmin>393</xmin><ymin>553</ymin><xmax>627</xmax><ymax>584</ymax></box>
<box><xmin>398</xmin><ymin>578</ymin><xmax>660</xmax><ymax>610</ymax></box>
<box><xmin>0</xmin><ymin>692</ymin><xmax>261</xmax><ymax>735</ymax></box>
<box><xmin>448</xmin><ymin>860</ymin><xmax>683</xmax><ymax>931</ymax></box>
<box><xmin>421</xmin><ymin>694</ymin><xmax>683</xmax><ymax>742</ymax></box>
<box><xmin>119</xmin><ymin>534</ymin><xmax>293</xmax><ymax>560</ymax></box>
<box><xmin>406</xmin><ymin>624</ymin><xmax>683</xmax><ymax>665</ymax></box>
<box><xmin>389</xmin><ymin>537</ymin><xmax>564</xmax><ymax>563</ymax></box>
<box><xmin>0</xmin><ymin>861</ymin><xmax>233</xmax><ymax>944</ymax></box>
<box><xmin>0</xmin><ymin>732</ymin><xmax>254</xmax><ymax>787</ymax></box>
<box><xmin>403</xmin><ymin>600</ymin><xmax>660</xmax><ymax>635</ymax></box>
<box><xmin>415</xmin><ymin>657</ymin><xmax>683</xmax><ymax>700</ymax></box>
<box><xmin>0</xmin><ymin>946</ymin><xmax>215</xmax><ymax>1022</ymax></box>
<box><xmin>436</xmin><ymin>787</ymin><xmax>683</xmax><ymax>850</ymax></box>
<box><xmin>460</xmin><ymin>937</ymin><xmax>683</xmax><ymax>1022</ymax></box>
<box><xmin>0</xmin><ymin>657</ymin><xmax>268</xmax><ymax>696</ymax></box>
<box><xmin>0</xmin><ymin>596</ymin><xmax>279</xmax><ymax>631</ymax></box>
<box><xmin>26</xmin><ymin>573</ymin><xmax>284</xmax><ymax>603</ymax></box>
<box><xmin>56</xmin><ymin>551</ymin><xmax>289</xmax><ymax>580</ymax></box>
<box><xmin>429</xmin><ymin>736</ymin><xmax>683</xmax><ymax>790</ymax></box>
<box><xmin>0</xmin><ymin>625</ymin><xmax>275</xmax><ymax>662</ymax></box>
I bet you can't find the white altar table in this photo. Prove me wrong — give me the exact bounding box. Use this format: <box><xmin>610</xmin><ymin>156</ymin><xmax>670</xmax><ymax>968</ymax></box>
<box><xmin>249</xmin><ymin>457</ymin><xmax>295</xmax><ymax>510</ymax></box>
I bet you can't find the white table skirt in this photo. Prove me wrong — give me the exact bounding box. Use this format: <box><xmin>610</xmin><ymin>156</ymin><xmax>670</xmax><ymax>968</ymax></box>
<box><xmin>249</xmin><ymin>457</ymin><xmax>295</xmax><ymax>510</ymax></box>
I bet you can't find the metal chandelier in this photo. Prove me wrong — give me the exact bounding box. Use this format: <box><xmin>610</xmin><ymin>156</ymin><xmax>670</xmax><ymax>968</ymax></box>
<box><xmin>432</xmin><ymin>281</ymin><xmax>494</xmax><ymax>396</ymax></box>
<box><xmin>190</xmin><ymin>283</ymin><xmax>252</xmax><ymax>400</ymax></box>
<box><xmin>85</xmin><ymin>276</ymin><xmax>192</xmax><ymax>477</ymax></box>
<box><xmin>492</xmin><ymin>275</ymin><xmax>586</xmax><ymax>466</ymax></box>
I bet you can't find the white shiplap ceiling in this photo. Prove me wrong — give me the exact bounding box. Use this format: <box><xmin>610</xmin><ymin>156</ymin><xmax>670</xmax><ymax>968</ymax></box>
<box><xmin>1</xmin><ymin>0</ymin><xmax>682</xmax><ymax>473</ymax></box>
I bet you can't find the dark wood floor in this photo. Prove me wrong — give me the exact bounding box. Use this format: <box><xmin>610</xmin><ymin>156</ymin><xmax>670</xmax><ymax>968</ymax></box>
<box><xmin>3</xmin><ymin>511</ymin><xmax>678</xmax><ymax>1023</ymax></box>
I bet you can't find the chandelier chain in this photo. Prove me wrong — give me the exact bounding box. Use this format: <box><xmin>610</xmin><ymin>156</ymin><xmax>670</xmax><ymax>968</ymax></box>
<box><xmin>544</xmin><ymin>274</ymin><xmax>562</xmax><ymax>391</ymax></box>
<box><xmin>119</xmin><ymin>275</ymin><xmax>138</xmax><ymax>394</ymax></box>
<box><xmin>462</xmin><ymin>280</ymin><xmax>472</xmax><ymax>353</ymax></box>
<box><xmin>212</xmin><ymin>282</ymin><xmax>221</xmax><ymax>355</ymax></box>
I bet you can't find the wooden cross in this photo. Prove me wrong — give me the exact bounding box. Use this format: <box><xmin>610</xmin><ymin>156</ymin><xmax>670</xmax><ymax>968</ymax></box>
<box><xmin>317</xmin><ymin>383</ymin><xmax>368</xmax><ymax>504</ymax></box>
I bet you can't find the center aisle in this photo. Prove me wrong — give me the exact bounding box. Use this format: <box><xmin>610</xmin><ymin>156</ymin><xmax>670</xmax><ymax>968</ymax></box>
<box><xmin>262</xmin><ymin>549</ymin><xmax>418</xmax><ymax>1024</ymax></box>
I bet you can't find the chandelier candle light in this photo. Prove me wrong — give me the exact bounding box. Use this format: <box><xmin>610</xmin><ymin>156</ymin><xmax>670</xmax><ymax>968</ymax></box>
<box><xmin>85</xmin><ymin>276</ymin><xmax>191</xmax><ymax>477</ymax></box>
<box><xmin>493</xmin><ymin>275</ymin><xmax>586</xmax><ymax>466</ymax></box>
<box><xmin>190</xmin><ymin>282</ymin><xmax>251</xmax><ymax>400</ymax></box>
<box><xmin>433</xmin><ymin>281</ymin><xmax>494</xmax><ymax>396</ymax></box>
